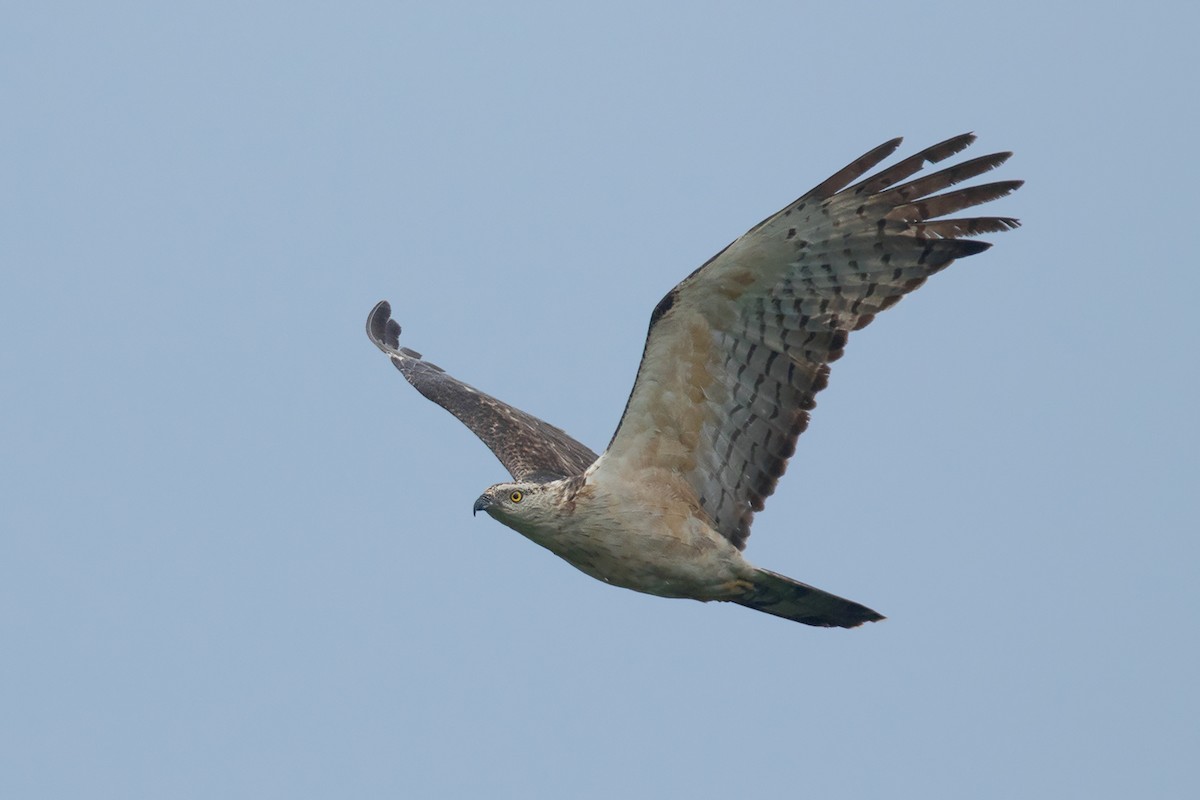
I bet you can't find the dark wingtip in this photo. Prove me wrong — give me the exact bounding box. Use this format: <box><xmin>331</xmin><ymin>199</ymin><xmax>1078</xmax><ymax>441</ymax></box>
<box><xmin>808</xmin><ymin>136</ymin><xmax>905</xmax><ymax>200</ymax></box>
<box><xmin>947</xmin><ymin>130</ymin><xmax>976</xmax><ymax>149</ymax></box>
<box><xmin>366</xmin><ymin>300</ymin><xmax>402</xmax><ymax>352</ymax></box>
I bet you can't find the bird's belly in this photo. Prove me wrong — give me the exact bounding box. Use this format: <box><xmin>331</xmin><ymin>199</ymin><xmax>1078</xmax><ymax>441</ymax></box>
<box><xmin>511</xmin><ymin>513</ymin><xmax>751</xmax><ymax>601</ymax></box>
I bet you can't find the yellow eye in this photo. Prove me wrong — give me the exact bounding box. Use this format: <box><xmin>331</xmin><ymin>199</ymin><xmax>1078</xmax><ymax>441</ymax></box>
<box><xmin>510</xmin><ymin>490</ymin><xmax>524</xmax><ymax>503</ymax></box>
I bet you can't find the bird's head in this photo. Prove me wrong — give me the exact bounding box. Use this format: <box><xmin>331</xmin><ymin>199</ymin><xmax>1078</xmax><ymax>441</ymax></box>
<box><xmin>472</xmin><ymin>482</ymin><xmax>549</xmax><ymax>523</ymax></box>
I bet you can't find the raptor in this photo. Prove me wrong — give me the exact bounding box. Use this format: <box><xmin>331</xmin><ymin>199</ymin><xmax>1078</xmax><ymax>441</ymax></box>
<box><xmin>367</xmin><ymin>133</ymin><xmax>1020</xmax><ymax>627</ymax></box>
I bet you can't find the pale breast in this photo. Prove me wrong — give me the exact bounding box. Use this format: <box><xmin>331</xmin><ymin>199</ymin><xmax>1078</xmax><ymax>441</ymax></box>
<box><xmin>517</xmin><ymin>469</ymin><xmax>752</xmax><ymax>600</ymax></box>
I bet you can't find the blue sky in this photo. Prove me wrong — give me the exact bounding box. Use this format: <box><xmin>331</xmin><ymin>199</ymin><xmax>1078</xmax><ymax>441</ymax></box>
<box><xmin>4</xmin><ymin>2</ymin><xmax>1197</xmax><ymax>797</ymax></box>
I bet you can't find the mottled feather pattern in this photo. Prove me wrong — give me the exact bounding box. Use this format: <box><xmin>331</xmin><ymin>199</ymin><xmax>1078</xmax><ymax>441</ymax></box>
<box><xmin>599</xmin><ymin>133</ymin><xmax>1021</xmax><ymax>549</ymax></box>
<box><xmin>368</xmin><ymin>134</ymin><xmax>1020</xmax><ymax>627</ymax></box>
<box><xmin>366</xmin><ymin>302</ymin><xmax>598</xmax><ymax>482</ymax></box>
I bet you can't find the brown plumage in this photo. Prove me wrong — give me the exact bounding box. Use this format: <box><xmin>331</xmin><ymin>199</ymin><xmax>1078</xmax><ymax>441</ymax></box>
<box><xmin>368</xmin><ymin>133</ymin><xmax>1021</xmax><ymax>627</ymax></box>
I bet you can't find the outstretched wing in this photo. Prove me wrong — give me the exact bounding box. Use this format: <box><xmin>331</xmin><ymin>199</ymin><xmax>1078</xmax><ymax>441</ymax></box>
<box><xmin>594</xmin><ymin>133</ymin><xmax>1021</xmax><ymax>549</ymax></box>
<box><xmin>366</xmin><ymin>301</ymin><xmax>598</xmax><ymax>482</ymax></box>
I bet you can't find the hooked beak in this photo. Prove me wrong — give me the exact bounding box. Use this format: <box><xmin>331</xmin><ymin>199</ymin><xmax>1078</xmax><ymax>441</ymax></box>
<box><xmin>472</xmin><ymin>494</ymin><xmax>493</xmax><ymax>517</ymax></box>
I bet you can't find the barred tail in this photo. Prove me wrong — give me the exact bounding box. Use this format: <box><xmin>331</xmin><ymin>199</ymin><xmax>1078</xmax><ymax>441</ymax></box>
<box><xmin>734</xmin><ymin>568</ymin><xmax>885</xmax><ymax>628</ymax></box>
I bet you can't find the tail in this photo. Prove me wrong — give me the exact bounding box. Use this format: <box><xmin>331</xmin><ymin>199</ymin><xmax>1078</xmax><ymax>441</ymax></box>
<box><xmin>734</xmin><ymin>568</ymin><xmax>885</xmax><ymax>628</ymax></box>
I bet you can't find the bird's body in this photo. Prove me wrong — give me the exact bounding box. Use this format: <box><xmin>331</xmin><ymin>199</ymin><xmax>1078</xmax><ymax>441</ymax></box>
<box><xmin>368</xmin><ymin>133</ymin><xmax>1021</xmax><ymax>628</ymax></box>
<box><xmin>477</xmin><ymin>475</ymin><xmax>750</xmax><ymax>601</ymax></box>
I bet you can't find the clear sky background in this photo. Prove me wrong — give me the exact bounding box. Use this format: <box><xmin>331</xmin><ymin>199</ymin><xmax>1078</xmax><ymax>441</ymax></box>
<box><xmin>4</xmin><ymin>2</ymin><xmax>1197</xmax><ymax>797</ymax></box>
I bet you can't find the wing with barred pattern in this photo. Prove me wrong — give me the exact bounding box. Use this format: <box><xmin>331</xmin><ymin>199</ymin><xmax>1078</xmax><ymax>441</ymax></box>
<box><xmin>366</xmin><ymin>301</ymin><xmax>598</xmax><ymax>483</ymax></box>
<box><xmin>595</xmin><ymin>133</ymin><xmax>1021</xmax><ymax>549</ymax></box>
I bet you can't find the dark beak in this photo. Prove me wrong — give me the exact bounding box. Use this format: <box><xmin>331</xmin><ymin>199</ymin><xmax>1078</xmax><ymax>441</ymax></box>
<box><xmin>472</xmin><ymin>495</ymin><xmax>493</xmax><ymax>517</ymax></box>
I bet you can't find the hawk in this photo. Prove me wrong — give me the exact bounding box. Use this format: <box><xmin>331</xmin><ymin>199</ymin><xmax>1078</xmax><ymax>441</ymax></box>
<box><xmin>367</xmin><ymin>133</ymin><xmax>1020</xmax><ymax>627</ymax></box>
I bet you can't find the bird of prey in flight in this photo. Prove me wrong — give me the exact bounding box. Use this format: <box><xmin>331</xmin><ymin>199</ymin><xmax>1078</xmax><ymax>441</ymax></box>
<box><xmin>367</xmin><ymin>133</ymin><xmax>1020</xmax><ymax>628</ymax></box>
